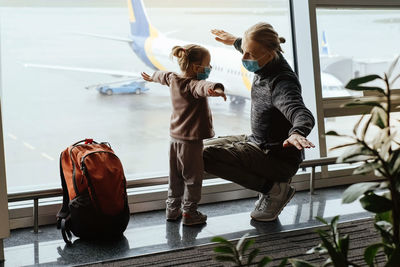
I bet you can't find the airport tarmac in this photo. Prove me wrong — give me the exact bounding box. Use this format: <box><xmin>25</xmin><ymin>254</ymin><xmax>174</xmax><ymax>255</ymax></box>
<box><xmin>1</xmin><ymin>1</ymin><xmax>400</xmax><ymax>192</ymax></box>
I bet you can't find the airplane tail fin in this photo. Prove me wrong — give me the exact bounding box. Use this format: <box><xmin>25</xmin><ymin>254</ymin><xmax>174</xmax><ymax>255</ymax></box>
<box><xmin>321</xmin><ymin>30</ymin><xmax>330</xmax><ymax>56</ymax></box>
<box><xmin>127</xmin><ymin>0</ymin><xmax>153</xmax><ymax>38</ymax></box>
<box><xmin>127</xmin><ymin>0</ymin><xmax>164</xmax><ymax>70</ymax></box>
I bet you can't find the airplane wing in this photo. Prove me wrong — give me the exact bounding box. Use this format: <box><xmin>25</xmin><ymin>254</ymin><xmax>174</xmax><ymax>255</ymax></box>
<box><xmin>23</xmin><ymin>63</ymin><xmax>142</xmax><ymax>78</ymax></box>
<box><xmin>71</xmin><ymin>32</ymin><xmax>133</xmax><ymax>43</ymax></box>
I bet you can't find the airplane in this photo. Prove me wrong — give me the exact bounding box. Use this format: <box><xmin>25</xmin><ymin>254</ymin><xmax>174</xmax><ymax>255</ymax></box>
<box><xmin>24</xmin><ymin>0</ymin><xmax>350</xmax><ymax>102</ymax></box>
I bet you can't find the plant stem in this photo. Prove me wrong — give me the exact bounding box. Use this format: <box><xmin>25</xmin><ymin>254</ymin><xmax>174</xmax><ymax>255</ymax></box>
<box><xmin>384</xmin><ymin>74</ymin><xmax>399</xmax><ymax>245</ymax></box>
<box><xmin>388</xmin><ymin>174</ymin><xmax>400</xmax><ymax>245</ymax></box>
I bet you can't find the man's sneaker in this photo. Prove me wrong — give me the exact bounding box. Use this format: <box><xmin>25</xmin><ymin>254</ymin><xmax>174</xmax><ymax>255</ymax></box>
<box><xmin>166</xmin><ymin>207</ymin><xmax>182</xmax><ymax>221</ymax></box>
<box><xmin>251</xmin><ymin>183</ymin><xmax>295</xmax><ymax>222</ymax></box>
<box><xmin>254</xmin><ymin>192</ymin><xmax>263</xmax><ymax>207</ymax></box>
<box><xmin>182</xmin><ymin>210</ymin><xmax>207</xmax><ymax>226</ymax></box>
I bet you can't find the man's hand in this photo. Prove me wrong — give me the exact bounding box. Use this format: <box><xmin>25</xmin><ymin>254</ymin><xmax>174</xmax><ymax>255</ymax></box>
<box><xmin>211</xmin><ymin>29</ymin><xmax>237</xmax><ymax>46</ymax></box>
<box><xmin>283</xmin><ymin>133</ymin><xmax>315</xmax><ymax>150</ymax></box>
<box><xmin>208</xmin><ymin>88</ymin><xmax>227</xmax><ymax>101</ymax></box>
<box><xmin>141</xmin><ymin>72</ymin><xmax>154</xmax><ymax>82</ymax></box>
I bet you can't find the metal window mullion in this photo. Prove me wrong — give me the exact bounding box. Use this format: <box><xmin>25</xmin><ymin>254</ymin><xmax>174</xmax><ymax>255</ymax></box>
<box><xmin>290</xmin><ymin>0</ymin><xmax>327</xmax><ymax>170</ymax></box>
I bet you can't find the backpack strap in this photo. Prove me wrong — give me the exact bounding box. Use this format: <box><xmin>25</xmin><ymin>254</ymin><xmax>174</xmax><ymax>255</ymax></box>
<box><xmin>72</xmin><ymin>139</ymin><xmax>98</xmax><ymax>146</ymax></box>
<box><xmin>60</xmin><ymin>216</ymin><xmax>73</xmax><ymax>245</ymax></box>
<box><xmin>57</xmin><ymin>151</ymin><xmax>70</xmax><ymax>228</ymax></box>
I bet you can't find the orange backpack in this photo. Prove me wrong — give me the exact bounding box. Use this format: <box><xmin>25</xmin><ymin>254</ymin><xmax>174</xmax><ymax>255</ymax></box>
<box><xmin>57</xmin><ymin>139</ymin><xmax>130</xmax><ymax>244</ymax></box>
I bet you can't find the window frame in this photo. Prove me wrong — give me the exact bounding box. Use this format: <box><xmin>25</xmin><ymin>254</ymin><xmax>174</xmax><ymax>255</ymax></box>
<box><xmin>1</xmin><ymin>0</ymin><xmax>398</xmax><ymax>229</ymax></box>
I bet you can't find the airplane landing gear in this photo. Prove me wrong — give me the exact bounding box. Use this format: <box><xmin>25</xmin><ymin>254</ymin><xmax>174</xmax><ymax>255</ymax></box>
<box><xmin>229</xmin><ymin>96</ymin><xmax>246</xmax><ymax>105</ymax></box>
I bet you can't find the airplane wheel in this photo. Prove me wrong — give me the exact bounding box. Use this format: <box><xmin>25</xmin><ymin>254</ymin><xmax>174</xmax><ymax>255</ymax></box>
<box><xmin>135</xmin><ymin>88</ymin><xmax>141</xmax><ymax>95</ymax></box>
<box><xmin>106</xmin><ymin>89</ymin><xmax>113</xmax><ymax>96</ymax></box>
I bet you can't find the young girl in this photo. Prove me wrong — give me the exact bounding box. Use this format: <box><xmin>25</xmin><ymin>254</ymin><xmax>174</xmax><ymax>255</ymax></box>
<box><xmin>141</xmin><ymin>44</ymin><xmax>226</xmax><ymax>226</ymax></box>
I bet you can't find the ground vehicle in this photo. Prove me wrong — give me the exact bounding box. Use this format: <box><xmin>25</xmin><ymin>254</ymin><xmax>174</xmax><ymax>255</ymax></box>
<box><xmin>97</xmin><ymin>81</ymin><xmax>148</xmax><ymax>95</ymax></box>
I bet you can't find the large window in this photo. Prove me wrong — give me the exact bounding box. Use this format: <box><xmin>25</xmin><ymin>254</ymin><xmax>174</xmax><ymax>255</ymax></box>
<box><xmin>317</xmin><ymin>8</ymin><xmax>400</xmax><ymax>98</ymax></box>
<box><xmin>1</xmin><ymin>0</ymin><xmax>293</xmax><ymax>193</ymax></box>
<box><xmin>316</xmin><ymin>8</ymin><xmax>400</xmax><ymax>158</ymax></box>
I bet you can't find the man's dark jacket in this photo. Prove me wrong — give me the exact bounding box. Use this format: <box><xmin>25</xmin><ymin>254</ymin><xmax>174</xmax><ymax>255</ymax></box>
<box><xmin>234</xmin><ymin>38</ymin><xmax>315</xmax><ymax>163</ymax></box>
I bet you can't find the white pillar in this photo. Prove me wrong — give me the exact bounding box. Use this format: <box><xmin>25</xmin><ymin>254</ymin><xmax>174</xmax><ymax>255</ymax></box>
<box><xmin>290</xmin><ymin>0</ymin><xmax>326</xmax><ymax>161</ymax></box>
<box><xmin>0</xmin><ymin>15</ymin><xmax>10</xmax><ymax>262</ymax></box>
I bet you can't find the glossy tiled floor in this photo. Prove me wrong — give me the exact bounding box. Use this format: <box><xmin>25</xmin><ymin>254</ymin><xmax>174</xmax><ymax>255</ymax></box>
<box><xmin>3</xmin><ymin>185</ymin><xmax>371</xmax><ymax>267</ymax></box>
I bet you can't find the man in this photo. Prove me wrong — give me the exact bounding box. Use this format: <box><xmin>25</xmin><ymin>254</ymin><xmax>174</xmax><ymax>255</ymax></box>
<box><xmin>203</xmin><ymin>23</ymin><xmax>315</xmax><ymax>221</ymax></box>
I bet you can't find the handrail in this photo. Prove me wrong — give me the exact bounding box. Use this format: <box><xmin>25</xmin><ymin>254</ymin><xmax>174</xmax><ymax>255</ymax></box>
<box><xmin>7</xmin><ymin>156</ymin><xmax>338</xmax><ymax>233</ymax></box>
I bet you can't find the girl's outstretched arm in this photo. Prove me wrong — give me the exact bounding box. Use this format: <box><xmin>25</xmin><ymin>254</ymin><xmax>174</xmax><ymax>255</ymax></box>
<box><xmin>207</xmin><ymin>88</ymin><xmax>227</xmax><ymax>101</ymax></box>
<box><xmin>141</xmin><ymin>72</ymin><xmax>154</xmax><ymax>82</ymax></box>
<box><xmin>150</xmin><ymin>71</ymin><xmax>173</xmax><ymax>86</ymax></box>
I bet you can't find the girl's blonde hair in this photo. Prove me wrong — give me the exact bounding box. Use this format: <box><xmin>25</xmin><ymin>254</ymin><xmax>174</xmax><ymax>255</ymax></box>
<box><xmin>170</xmin><ymin>44</ymin><xmax>209</xmax><ymax>72</ymax></box>
<box><xmin>244</xmin><ymin>22</ymin><xmax>285</xmax><ymax>57</ymax></box>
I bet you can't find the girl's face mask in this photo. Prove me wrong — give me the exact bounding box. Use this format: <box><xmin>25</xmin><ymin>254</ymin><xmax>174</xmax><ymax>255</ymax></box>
<box><xmin>195</xmin><ymin>65</ymin><xmax>212</xmax><ymax>80</ymax></box>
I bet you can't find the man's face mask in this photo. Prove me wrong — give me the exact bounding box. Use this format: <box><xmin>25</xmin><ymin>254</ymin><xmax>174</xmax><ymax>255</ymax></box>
<box><xmin>242</xmin><ymin>53</ymin><xmax>268</xmax><ymax>72</ymax></box>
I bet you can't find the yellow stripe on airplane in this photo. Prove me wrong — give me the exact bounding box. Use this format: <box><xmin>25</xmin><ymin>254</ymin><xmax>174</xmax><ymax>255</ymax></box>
<box><xmin>144</xmin><ymin>25</ymin><xmax>167</xmax><ymax>70</ymax></box>
<box><xmin>127</xmin><ymin>0</ymin><xmax>136</xmax><ymax>22</ymax></box>
<box><xmin>240</xmin><ymin>65</ymin><xmax>252</xmax><ymax>91</ymax></box>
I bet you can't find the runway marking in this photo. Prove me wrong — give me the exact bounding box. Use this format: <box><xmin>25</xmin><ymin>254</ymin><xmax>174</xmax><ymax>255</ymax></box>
<box><xmin>23</xmin><ymin>142</ymin><xmax>35</xmax><ymax>150</ymax></box>
<box><xmin>41</xmin><ymin>153</ymin><xmax>54</xmax><ymax>161</ymax></box>
<box><xmin>8</xmin><ymin>133</ymin><xmax>17</xmax><ymax>140</ymax></box>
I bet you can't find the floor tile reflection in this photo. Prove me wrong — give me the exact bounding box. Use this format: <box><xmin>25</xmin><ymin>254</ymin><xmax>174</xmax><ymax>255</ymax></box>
<box><xmin>3</xmin><ymin>185</ymin><xmax>372</xmax><ymax>267</ymax></box>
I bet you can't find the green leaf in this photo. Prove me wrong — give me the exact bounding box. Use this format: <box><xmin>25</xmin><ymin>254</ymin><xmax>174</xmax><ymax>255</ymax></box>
<box><xmin>322</xmin><ymin>258</ymin><xmax>333</xmax><ymax>267</ymax></box>
<box><xmin>361</xmin><ymin>115</ymin><xmax>373</xmax><ymax>140</ymax></box>
<box><xmin>257</xmin><ymin>256</ymin><xmax>272</xmax><ymax>267</ymax></box>
<box><xmin>307</xmin><ymin>243</ymin><xmax>327</xmax><ymax>254</ymax></box>
<box><xmin>325</xmin><ymin>130</ymin><xmax>340</xmax><ymax>136</ymax></box>
<box><xmin>371</xmin><ymin>128</ymin><xmax>389</xmax><ymax>150</ymax></box>
<box><xmin>278</xmin><ymin>258</ymin><xmax>288</xmax><ymax>267</ymax></box>
<box><xmin>214</xmin><ymin>245</ymin><xmax>235</xmax><ymax>255</ymax></box>
<box><xmin>338</xmin><ymin>234</ymin><xmax>349</xmax><ymax>258</ymax></box>
<box><xmin>236</xmin><ymin>233</ymin><xmax>250</xmax><ymax>252</ymax></box>
<box><xmin>344</xmin><ymin>101</ymin><xmax>385</xmax><ymax>110</ymax></box>
<box><xmin>330</xmin><ymin>142</ymin><xmax>358</xmax><ymax>151</ymax></box>
<box><xmin>391</xmin><ymin>72</ymin><xmax>400</xmax><ymax>87</ymax></box>
<box><xmin>388</xmin><ymin>55</ymin><xmax>400</xmax><ymax>79</ymax></box>
<box><xmin>371</xmin><ymin>106</ymin><xmax>388</xmax><ymax>129</ymax></box>
<box><xmin>318</xmin><ymin>233</ymin><xmax>347</xmax><ymax>267</ymax></box>
<box><xmin>331</xmin><ymin>215</ymin><xmax>340</xmax><ymax>230</ymax></box>
<box><xmin>360</xmin><ymin>193</ymin><xmax>392</xmax><ymax>213</ymax></box>
<box><xmin>346</xmin><ymin>85</ymin><xmax>386</xmax><ymax>94</ymax></box>
<box><xmin>343</xmin><ymin>155</ymin><xmax>375</xmax><ymax>163</ymax></box>
<box><xmin>247</xmin><ymin>248</ymin><xmax>260</xmax><ymax>265</ymax></box>
<box><xmin>315</xmin><ymin>216</ymin><xmax>329</xmax><ymax>225</ymax></box>
<box><xmin>337</xmin><ymin>145</ymin><xmax>374</xmax><ymax>163</ymax></box>
<box><xmin>353</xmin><ymin>114</ymin><xmax>365</xmax><ymax>137</ymax></box>
<box><xmin>315</xmin><ymin>229</ymin><xmax>329</xmax><ymax>239</ymax></box>
<box><xmin>288</xmin><ymin>259</ymin><xmax>317</xmax><ymax>267</ymax></box>
<box><xmin>346</xmin><ymin>74</ymin><xmax>383</xmax><ymax>88</ymax></box>
<box><xmin>214</xmin><ymin>255</ymin><xmax>237</xmax><ymax>263</ymax></box>
<box><xmin>390</xmin><ymin>149</ymin><xmax>400</xmax><ymax>175</ymax></box>
<box><xmin>379</xmin><ymin>132</ymin><xmax>396</xmax><ymax>161</ymax></box>
<box><xmin>376</xmin><ymin>210</ymin><xmax>393</xmax><ymax>224</ymax></box>
<box><xmin>364</xmin><ymin>243</ymin><xmax>385</xmax><ymax>266</ymax></box>
<box><xmin>353</xmin><ymin>161</ymin><xmax>381</xmax><ymax>175</ymax></box>
<box><xmin>241</xmin><ymin>239</ymin><xmax>255</xmax><ymax>255</ymax></box>
<box><xmin>375</xmin><ymin>221</ymin><xmax>394</xmax><ymax>243</ymax></box>
<box><xmin>211</xmin><ymin>236</ymin><xmax>234</xmax><ymax>247</ymax></box>
<box><xmin>342</xmin><ymin>182</ymin><xmax>380</xmax><ymax>203</ymax></box>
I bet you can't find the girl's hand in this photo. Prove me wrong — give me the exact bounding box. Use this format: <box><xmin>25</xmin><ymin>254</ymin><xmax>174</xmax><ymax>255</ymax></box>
<box><xmin>211</xmin><ymin>29</ymin><xmax>237</xmax><ymax>46</ymax></box>
<box><xmin>208</xmin><ymin>88</ymin><xmax>227</xmax><ymax>101</ymax></box>
<box><xmin>141</xmin><ymin>72</ymin><xmax>154</xmax><ymax>82</ymax></box>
